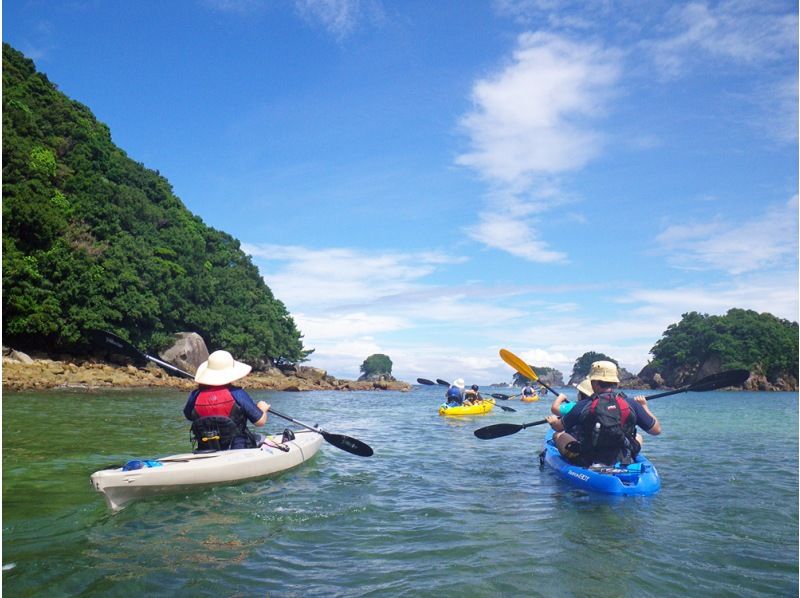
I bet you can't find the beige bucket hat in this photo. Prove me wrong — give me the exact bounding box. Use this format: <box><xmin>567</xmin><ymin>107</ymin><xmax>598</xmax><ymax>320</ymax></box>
<box><xmin>194</xmin><ymin>350</ymin><xmax>252</xmax><ymax>386</ymax></box>
<box><xmin>588</xmin><ymin>360</ymin><xmax>619</xmax><ymax>384</ymax></box>
<box><xmin>453</xmin><ymin>378</ymin><xmax>465</xmax><ymax>389</ymax></box>
<box><xmin>575</xmin><ymin>377</ymin><xmax>594</xmax><ymax>398</ymax></box>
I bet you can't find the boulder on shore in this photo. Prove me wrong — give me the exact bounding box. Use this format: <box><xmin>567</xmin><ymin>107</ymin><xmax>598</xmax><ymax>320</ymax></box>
<box><xmin>159</xmin><ymin>332</ymin><xmax>209</xmax><ymax>375</ymax></box>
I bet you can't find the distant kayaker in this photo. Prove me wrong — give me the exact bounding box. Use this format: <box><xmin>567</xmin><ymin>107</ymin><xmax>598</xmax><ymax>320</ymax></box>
<box><xmin>445</xmin><ymin>378</ymin><xmax>466</xmax><ymax>406</ymax></box>
<box><xmin>183</xmin><ymin>350</ymin><xmax>271</xmax><ymax>450</ymax></box>
<box><xmin>545</xmin><ymin>361</ymin><xmax>661</xmax><ymax>466</ymax></box>
<box><xmin>464</xmin><ymin>384</ymin><xmax>482</xmax><ymax>405</ymax></box>
<box><xmin>549</xmin><ymin>377</ymin><xmax>592</xmax><ymax>416</ymax></box>
<box><xmin>521</xmin><ymin>384</ymin><xmax>535</xmax><ymax>400</ymax></box>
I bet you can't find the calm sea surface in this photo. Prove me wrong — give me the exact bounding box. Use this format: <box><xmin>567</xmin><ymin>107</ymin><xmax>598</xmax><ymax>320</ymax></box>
<box><xmin>3</xmin><ymin>385</ymin><xmax>798</xmax><ymax>597</ymax></box>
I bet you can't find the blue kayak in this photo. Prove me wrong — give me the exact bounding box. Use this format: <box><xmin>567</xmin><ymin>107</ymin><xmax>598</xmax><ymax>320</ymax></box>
<box><xmin>540</xmin><ymin>429</ymin><xmax>661</xmax><ymax>496</ymax></box>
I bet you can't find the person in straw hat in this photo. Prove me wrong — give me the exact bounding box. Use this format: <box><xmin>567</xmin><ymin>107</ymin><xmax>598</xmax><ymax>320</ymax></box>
<box><xmin>545</xmin><ymin>360</ymin><xmax>661</xmax><ymax>466</ymax></box>
<box><xmin>183</xmin><ymin>350</ymin><xmax>270</xmax><ymax>449</ymax></box>
<box><xmin>549</xmin><ymin>377</ymin><xmax>593</xmax><ymax>417</ymax></box>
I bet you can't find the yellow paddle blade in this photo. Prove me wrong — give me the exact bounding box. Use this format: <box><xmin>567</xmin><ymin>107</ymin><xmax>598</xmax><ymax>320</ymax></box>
<box><xmin>499</xmin><ymin>348</ymin><xmax>539</xmax><ymax>382</ymax></box>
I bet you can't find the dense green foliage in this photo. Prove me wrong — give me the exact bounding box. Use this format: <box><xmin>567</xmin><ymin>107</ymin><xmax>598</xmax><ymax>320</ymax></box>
<box><xmin>2</xmin><ymin>44</ymin><xmax>307</xmax><ymax>364</ymax></box>
<box><xmin>650</xmin><ymin>309</ymin><xmax>798</xmax><ymax>380</ymax></box>
<box><xmin>571</xmin><ymin>351</ymin><xmax>618</xmax><ymax>380</ymax></box>
<box><xmin>512</xmin><ymin>366</ymin><xmax>559</xmax><ymax>386</ymax></box>
<box><xmin>360</xmin><ymin>354</ymin><xmax>393</xmax><ymax>376</ymax></box>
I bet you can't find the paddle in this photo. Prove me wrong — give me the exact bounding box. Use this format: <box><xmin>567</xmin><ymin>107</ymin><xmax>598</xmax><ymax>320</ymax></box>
<box><xmin>92</xmin><ymin>330</ymin><xmax>374</xmax><ymax>457</ymax></box>
<box><xmin>436</xmin><ymin>379</ymin><xmax>450</xmax><ymax>386</ymax></box>
<box><xmin>474</xmin><ymin>367</ymin><xmax>750</xmax><ymax>440</ymax></box>
<box><xmin>417</xmin><ymin>378</ymin><xmax>436</xmax><ymax>386</ymax></box>
<box><xmin>498</xmin><ymin>349</ymin><xmax>559</xmax><ymax>396</ymax></box>
<box><xmin>491</xmin><ymin>392</ymin><xmax>519</xmax><ymax>400</ymax></box>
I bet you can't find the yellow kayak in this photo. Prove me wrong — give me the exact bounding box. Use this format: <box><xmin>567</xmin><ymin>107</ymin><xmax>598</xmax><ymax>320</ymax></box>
<box><xmin>438</xmin><ymin>399</ymin><xmax>496</xmax><ymax>416</ymax></box>
<box><xmin>520</xmin><ymin>395</ymin><xmax>540</xmax><ymax>402</ymax></box>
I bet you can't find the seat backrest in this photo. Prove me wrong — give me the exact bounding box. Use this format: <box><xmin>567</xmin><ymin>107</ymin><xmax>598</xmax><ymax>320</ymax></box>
<box><xmin>191</xmin><ymin>416</ymin><xmax>240</xmax><ymax>452</ymax></box>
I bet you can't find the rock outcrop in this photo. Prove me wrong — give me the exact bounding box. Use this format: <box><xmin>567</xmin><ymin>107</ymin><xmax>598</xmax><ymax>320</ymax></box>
<box><xmin>636</xmin><ymin>360</ymin><xmax>796</xmax><ymax>391</ymax></box>
<box><xmin>159</xmin><ymin>332</ymin><xmax>209</xmax><ymax>375</ymax></box>
<box><xmin>2</xmin><ymin>351</ymin><xmax>411</xmax><ymax>392</ymax></box>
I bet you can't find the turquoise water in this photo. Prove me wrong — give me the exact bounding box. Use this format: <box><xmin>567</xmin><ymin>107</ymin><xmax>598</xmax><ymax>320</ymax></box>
<box><xmin>3</xmin><ymin>386</ymin><xmax>798</xmax><ymax>596</ymax></box>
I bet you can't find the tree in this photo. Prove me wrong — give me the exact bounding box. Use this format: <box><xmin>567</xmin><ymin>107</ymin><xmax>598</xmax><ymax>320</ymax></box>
<box><xmin>360</xmin><ymin>354</ymin><xmax>393</xmax><ymax>377</ymax></box>
<box><xmin>571</xmin><ymin>352</ymin><xmax>618</xmax><ymax>380</ymax></box>
<box><xmin>2</xmin><ymin>43</ymin><xmax>308</xmax><ymax>365</ymax></box>
<box><xmin>650</xmin><ymin>309</ymin><xmax>798</xmax><ymax>381</ymax></box>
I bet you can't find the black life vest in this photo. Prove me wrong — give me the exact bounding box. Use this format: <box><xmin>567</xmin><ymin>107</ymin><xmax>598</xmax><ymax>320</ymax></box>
<box><xmin>577</xmin><ymin>390</ymin><xmax>637</xmax><ymax>465</ymax></box>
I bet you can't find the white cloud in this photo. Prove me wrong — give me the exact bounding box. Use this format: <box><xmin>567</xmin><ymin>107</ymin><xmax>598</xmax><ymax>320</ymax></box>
<box><xmin>294</xmin><ymin>312</ymin><xmax>408</xmax><ymax>340</ymax></box>
<box><xmin>466</xmin><ymin>212</ymin><xmax>567</xmax><ymax>263</ymax></box>
<box><xmin>457</xmin><ymin>31</ymin><xmax>621</xmax><ymax>185</ymax></box>
<box><xmin>243</xmin><ymin>244</ymin><xmax>465</xmax><ymax>309</ymax></box>
<box><xmin>656</xmin><ymin>196</ymin><xmax>798</xmax><ymax>274</ymax></box>
<box><xmin>456</xmin><ymin>31</ymin><xmax>621</xmax><ymax>263</ymax></box>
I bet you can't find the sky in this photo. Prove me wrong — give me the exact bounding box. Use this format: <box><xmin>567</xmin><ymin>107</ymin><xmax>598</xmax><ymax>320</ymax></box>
<box><xmin>4</xmin><ymin>0</ymin><xmax>798</xmax><ymax>384</ymax></box>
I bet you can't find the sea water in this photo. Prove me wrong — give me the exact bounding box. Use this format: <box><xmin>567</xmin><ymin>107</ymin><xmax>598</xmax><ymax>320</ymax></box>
<box><xmin>2</xmin><ymin>386</ymin><xmax>797</xmax><ymax>596</ymax></box>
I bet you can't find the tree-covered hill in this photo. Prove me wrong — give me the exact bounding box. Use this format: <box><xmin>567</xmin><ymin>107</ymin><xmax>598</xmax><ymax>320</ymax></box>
<box><xmin>2</xmin><ymin>43</ymin><xmax>307</xmax><ymax>365</ymax></box>
<box><xmin>641</xmin><ymin>309</ymin><xmax>798</xmax><ymax>389</ymax></box>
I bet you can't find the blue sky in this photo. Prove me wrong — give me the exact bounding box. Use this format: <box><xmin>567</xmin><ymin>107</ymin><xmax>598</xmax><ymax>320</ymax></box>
<box><xmin>5</xmin><ymin>0</ymin><xmax>798</xmax><ymax>384</ymax></box>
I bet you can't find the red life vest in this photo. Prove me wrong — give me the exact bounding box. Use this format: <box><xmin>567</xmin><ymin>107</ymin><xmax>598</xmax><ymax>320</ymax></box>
<box><xmin>192</xmin><ymin>386</ymin><xmax>245</xmax><ymax>427</ymax></box>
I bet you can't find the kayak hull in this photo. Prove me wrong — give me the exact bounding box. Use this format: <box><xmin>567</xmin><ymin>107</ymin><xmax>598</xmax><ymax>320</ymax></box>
<box><xmin>541</xmin><ymin>429</ymin><xmax>660</xmax><ymax>496</ymax></box>
<box><xmin>520</xmin><ymin>395</ymin><xmax>539</xmax><ymax>402</ymax></box>
<box><xmin>439</xmin><ymin>399</ymin><xmax>495</xmax><ymax>416</ymax></box>
<box><xmin>90</xmin><ymin>429</ymin><xmax>322</xmax><ymax>511</ymax></box>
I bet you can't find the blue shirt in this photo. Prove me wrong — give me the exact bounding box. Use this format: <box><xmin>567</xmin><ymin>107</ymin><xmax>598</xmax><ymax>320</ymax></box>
<box><xmin>560</xmin><ymin>391</ymin><xmax>656</xmax><ymax>434</ymax></box>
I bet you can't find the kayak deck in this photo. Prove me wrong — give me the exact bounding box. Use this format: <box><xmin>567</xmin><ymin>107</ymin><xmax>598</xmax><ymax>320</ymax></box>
<box><xmin>540</xmin><ymin>429</ymin><xmax>660</xmax><ymax>496</ymax></box>
<box><xmin>90</xmin><ymin>429</ymin><xmax>322</xmax><ymax>511</ymax></box>
<box><xmin>439</xmin><ymin>399</ymin><xmax>495</xmax><ymax>416</ymax></box>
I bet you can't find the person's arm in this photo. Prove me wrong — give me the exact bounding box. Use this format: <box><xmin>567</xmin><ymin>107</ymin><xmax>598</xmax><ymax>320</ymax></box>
<box><xmin>550</xmin><ymin>393</ymin><xmax>568</xmax><ymax>416</ymax></box>
<box><xmin>633</xmin><ymin>396</ymin><xmax>661</xmax><ymax>435</ymax></box>
<box><xmin>254</xmin><ymin>400</ymin><xmax>270</xmax><ymax>427</ymax></box>
<box><xmin>232</xmin><ymin>388</ymin><xmax>270</xmax><ymax>427</ymax></box>
<box><xmin>183</xmin><ymin>389</ymin><xmax>199</xmax><ymax>421</ymax></box>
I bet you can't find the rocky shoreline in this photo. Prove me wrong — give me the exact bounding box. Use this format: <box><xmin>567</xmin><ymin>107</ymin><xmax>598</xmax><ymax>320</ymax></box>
<box><xmin>2</xmin><ymin>353</ymin><xmax>411</xmax><ymax>393</ymax></box>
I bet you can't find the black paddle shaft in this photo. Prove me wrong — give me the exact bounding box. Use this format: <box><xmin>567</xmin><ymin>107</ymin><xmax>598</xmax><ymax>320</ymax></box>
<box><xmin>93</xmin><ymin>330</ymin><xmax>374</xmax><ymax>456</ymax></box>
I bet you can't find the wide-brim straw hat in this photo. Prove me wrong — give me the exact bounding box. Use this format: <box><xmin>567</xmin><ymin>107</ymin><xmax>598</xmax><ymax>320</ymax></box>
<box><xmin>194</xmin><ymin>350</ymin><xmax>252</xmax><ymax>386</ymax></box>
<box><xmin>588</xmin><ymin>360</ymin><xmax>619</xmax><ymax>384</ymax></box>
<box><xmin>453</xmin><ymin>378</ymin><xmax>465</xmax><ymax>389</ymax></box>
<box><xmin>575</xmin><ymin>377</ymin><xmax>594</xmax><ymax>398</ymax></box>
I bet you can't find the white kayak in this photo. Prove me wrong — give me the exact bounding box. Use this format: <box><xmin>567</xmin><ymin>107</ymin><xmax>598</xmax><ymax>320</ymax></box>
<box><xmin>90</xmin><ymin>429</ymin><xmax>323</xmax><ymax>511</ymax></box>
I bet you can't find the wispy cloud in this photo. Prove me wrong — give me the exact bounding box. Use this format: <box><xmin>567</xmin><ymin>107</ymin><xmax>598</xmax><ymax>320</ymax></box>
<box><xmin>656</xmin><ymin>195</ymin><xmax>798</xmax><ymax>274</ymax></box>
<box><xmin>201</xmin><ymin>0</ymin><xmax>269</xmax><ymax>16</ymax></box>
<box><xmin>647</xmin><ymin>0</ymin><xmax>798</xmax><ymax>79</ymax></box>
<box><xmin>466</xmin><ymin>212</ymin><xmax>567</xmax><ymax>263</ymax></box>
<box><xmin>293</xmin><ymin>0</ymin><xmax>383</xmax><ymax>39</ymax></box>
<box><xmin>243</xmin><ymin>244</ymin><xmax>466</xmax><ymax>309</ymax></box>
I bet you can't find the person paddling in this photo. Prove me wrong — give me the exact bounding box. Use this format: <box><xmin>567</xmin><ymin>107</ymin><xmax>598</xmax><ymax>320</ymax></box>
<box><xmin>445</xmin><ymin>378</ymin><xmax>466</xmax><ymax>406</ymax></box>
<box><xmin>183</xmin><ymin>350</ymin><xmax>271</xmax><ymax>450</ymax></box>
<box><xmin>549</xmin><ymin>377</ymin><xmax>592</xmax><ymax>416</ymax></box>
<box><xmin>545</xmin><ymin>361</ymin><xmax>660</xmax><ymax>466</ymax></box>
<box><xmin>464</xmin><ymin>384</ymin><xmax>483</xmax><ymax>405</ymax></box>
